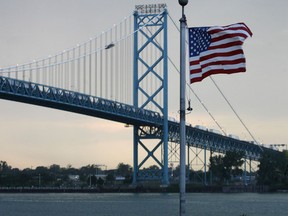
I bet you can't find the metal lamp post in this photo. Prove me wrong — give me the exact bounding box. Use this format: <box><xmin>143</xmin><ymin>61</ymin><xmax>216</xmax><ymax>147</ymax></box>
<box><xmin>178</xmin><ymin>0</ymin><xmax>188</xmax><ymax>216</ymax></box>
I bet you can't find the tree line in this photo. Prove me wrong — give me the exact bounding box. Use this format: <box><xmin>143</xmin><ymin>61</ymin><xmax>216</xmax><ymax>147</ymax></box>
<box><xmin>208</xmin><ymin>150</ymin><xmax>288</xmax><ymax>188</ymax></box>
<box><xmin>0</xmin><ymin>162</ymin><xmax>133</xmax><ymax>188</ymax></box>
<box><xmin>1</xmin><ymin>149</ymin><xmax>288</xmax><ymax>188</ymax></box>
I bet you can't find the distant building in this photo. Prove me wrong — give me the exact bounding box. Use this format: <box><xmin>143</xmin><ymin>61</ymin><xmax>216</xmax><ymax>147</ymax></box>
<box><xmin>68</xmin><ymin>175</ymin><xmax>79</xmax><ymax>181</ymax></box>
<box><xmin>95</xmin><ymin>174</ymin><xmax>107</xmax><ymax>180</ymax></box>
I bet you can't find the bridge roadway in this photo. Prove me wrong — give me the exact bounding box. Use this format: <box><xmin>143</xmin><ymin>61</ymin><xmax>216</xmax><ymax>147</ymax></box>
<box><xmin>0</xmin><ymin>76</ymin><xmax>267</xmax><ymax>160</ymax></box>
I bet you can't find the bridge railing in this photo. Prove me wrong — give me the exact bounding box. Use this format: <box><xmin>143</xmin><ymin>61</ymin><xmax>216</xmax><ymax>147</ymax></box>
<box><xmin>167</xmin><ymin>121</ymin><xmax>266</xmax><ymax>161</ymax></box>
<box><xmin>0</xmin><ymin>76</ymin><xmax>162</xmax><ymax>126</ymax></box>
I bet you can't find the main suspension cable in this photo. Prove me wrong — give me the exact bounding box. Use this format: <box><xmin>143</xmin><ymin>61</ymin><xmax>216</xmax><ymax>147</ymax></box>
<box><xmin>209</xmin><ymin>77</ymin><xmax>260</xmax><ymax>144</ymax></box>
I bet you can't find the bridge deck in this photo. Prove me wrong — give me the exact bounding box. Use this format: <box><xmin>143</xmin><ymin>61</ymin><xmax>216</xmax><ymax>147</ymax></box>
<box><xmin>0</xmin><ymin>76</ymin><xmax>162</xmax><ymax>126</ymax></box>
<box><xmin>0</xmin><ymin>76</ymin><xmax>269</xmax><ymax>160</ymax></box>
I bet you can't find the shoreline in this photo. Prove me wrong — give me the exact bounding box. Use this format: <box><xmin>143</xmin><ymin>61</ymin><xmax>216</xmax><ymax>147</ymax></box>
<box><xmin>0</xmin><ymin>184</ymin><xmax>275</xmax><ymax>193</ymax></box>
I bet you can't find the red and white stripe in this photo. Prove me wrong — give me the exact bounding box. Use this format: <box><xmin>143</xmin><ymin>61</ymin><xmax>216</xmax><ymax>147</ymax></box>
<box><xmin>190</xmin><ymin>23</ymin><xmax>252</xmax><ymax>83</ymax></box>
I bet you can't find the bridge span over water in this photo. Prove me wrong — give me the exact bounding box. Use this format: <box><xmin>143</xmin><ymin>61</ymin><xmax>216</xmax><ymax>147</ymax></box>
<box><xmin>0</xmin><ymin>76</ymin><xmax>266</xmax><ymax>160</ymax></box>
<box><xmin>0</xmin><ymin>4</ymin><xmax>273</xmax><ymax>184</ymax></box>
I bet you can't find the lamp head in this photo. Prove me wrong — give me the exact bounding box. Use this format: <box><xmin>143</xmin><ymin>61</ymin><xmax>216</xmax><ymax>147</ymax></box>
<box><xmin>187</xmin><ymin>107</ymin><xmax>193</xmax><ymax>112</ymax></box>
<box><xmin>178</xmin><ymin>0</ymin><xmax>188</xmax><ymax>7</ymax></box>
<box><xmin>187</xmin><ymin>99</ymin><xmax>193</xmax><ymax>112</ymax></box>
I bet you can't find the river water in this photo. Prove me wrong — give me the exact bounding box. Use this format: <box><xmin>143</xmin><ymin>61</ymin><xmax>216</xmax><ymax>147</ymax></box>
<box><xmin>0</xmin><ymin>193</ymin><xmax>287</xmax><ymax>216</ymax></box>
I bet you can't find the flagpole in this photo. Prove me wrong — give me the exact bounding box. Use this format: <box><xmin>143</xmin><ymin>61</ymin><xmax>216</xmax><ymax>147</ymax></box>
<box><xmin>178</xmin><ymin>1</ymin><xmax>188</xmax><ymax>216</ymax></box>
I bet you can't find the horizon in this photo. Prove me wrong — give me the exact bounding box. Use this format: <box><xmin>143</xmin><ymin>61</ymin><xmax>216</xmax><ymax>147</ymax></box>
<box><xmin>1</xmin><ymin>0</ymin><xmax>287</xmax><ymax>170</ymax></box>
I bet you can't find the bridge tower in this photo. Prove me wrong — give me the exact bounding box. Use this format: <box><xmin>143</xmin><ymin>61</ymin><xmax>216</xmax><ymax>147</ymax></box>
<box><xmin>133</xmin><ymin>4</ymin><xmax>169</xmax><ymax>184</ymax></box>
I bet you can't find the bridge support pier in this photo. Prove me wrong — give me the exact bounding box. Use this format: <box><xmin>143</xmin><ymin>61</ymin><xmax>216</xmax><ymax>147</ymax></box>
<box><xmin>243</xmin><ymin>157</ymin><xmax>247</xmax><ymax>185</ymax></box>
<box><xmin>204</xmin><ymin>146</ymin><xmax>207</xmax><ymax>185</ymax></box>
<box><xmin>187</xmin><ymin>145</ymin><xmax>209</xmax><ymax>185</ymax></box>
<box><xmin>133</xmin><ymin>126</ymin><xmax>139</xmax><ymax>185</ymax></box>
<box><xmin>132</xmin><ymin>4</ymin><xmax>168</xmax><ymax>185</ymax></box>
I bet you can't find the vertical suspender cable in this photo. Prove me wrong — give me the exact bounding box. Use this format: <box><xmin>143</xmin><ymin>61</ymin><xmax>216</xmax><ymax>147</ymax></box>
<box><xmin>83</xmin><ymin>43</ymin><xmax>87</xmax><ymax>94</ymax></box>
<box><xmin>105</xmin><ymin>31</ymin><xmax>108</xmax><ymax>99</ymax></box>
<box><xmin>124</xmin><ymin>19</ymin><xmax>127</xmax><ymax>103</ymax></box>
<box><xmin>50</xmin><ymin>58</ymin><xmax>52</xmax><ymax>86</ymax></box>
<box><xmin>22</xmin><ymin>65</ymin><xmax>25</xmax><ymax>81</ymax></box>
<box><xmin>66</xmin><ymin>51</ymin><xmax>69</xmax><ymax>89</ymax></box>
<box><xmin>94</xmin><ymin>38</ymin><xmax>98</xmax><ymax>96</ymax></box>
<box><xmin>72</xmin><ymin>48</ymin><xmax>75</xmax><ymax>90</ymax></box>
<box><xmin>115</xmin><ymin>24</ymin><xmax>119</xmax><ymax>101</ymax></box>
<box><xmin>100</xmin><ymin>33</ymin><xmax>103</xmax><ymax>97</ymax></box>
<box><xmin>15</xmin><ymin>65</ymin><xmax>18</xmax><ymax>80</ymax></box>
<box><xmin>111</xmin><ymin>27</ymin><xmax>114</xmax><ymax>99</ymax></box>
<box><xmin>36</xmin><ymin>61</ymin><xmax>39</xmax><ymax>83</ymax></box>
<box><xmin>59</xmin><ymin>54</ymin><xmax>61</xmax><ymax>88</ymax></box>
<box><xmin>57</xmin><ymin>54</ymin><xmax>60</xmax><ymax>88</ymax></box>
<box><xmin>29</xmin><ymin>63</ymin><xmax>32</xmax><ymax>82</ymax></box>
<box><xmin>23</xmin><ymin>65</ymin><xmax>26</xmax><ymax>81</ymax></box>
<box><xmin>55</xmin><ymin>56</ymin><xmax>58</xmax><ymax>87</ymax></box>
<box><xmin>119</xmin><ymin>22</ymin><xmax>123</xmax><ymax>102</ymax></box>
<box><xmin>49</xmin><ymin>57</ymin><xmax>52</xmax><ymax>86</ymax></box>
<box><xmin>43</xmin><ymin>59</ymin><xmax>46</xmax><ymax>85</ymax></box>
<box><xmin>85</xmin><ymin>39</ymin><xmax>92</xmax><ymax>95</ymax></box>
<box><xmin>61</xmin><ymin>52</ymin><xmax>64</xmax><ymax>88</ymax></box>
<box><xmin>54</xmin><ymin>56</ymin><xmax>57</xmax><ymax>86</ymax></box>
<box><xmin>128</xmin><ymin>16</ymin><xmax>132</xmax><ymax>104</ymax></box>
<box><xmin>89</xmin><ymin>39</ymin><xmax>92</xmax><ymax>95</ymax></box>
<box><xmin>63</xmin><ymin>53</ymin><xmax>65</xmax><ymax>88</ymax></box>
<box><xmin>48</xmin><ymin>57</ymin><xmax>51</xmax><ymax>86</ymax></box>
<box><xmin>77</xmin><ymin>45</ymin><xmax>81</xmax><ymax>92</ymax></box>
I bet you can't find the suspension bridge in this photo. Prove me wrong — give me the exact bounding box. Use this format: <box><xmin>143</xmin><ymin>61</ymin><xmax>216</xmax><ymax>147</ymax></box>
<box><xmin>0</xmin><ymin>4</ymin><xmax>275</xmax><ymax>185</ymax></box>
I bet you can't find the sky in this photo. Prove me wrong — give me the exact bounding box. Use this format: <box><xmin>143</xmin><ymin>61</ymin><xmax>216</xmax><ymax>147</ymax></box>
<box><xmin>0</xmin><ymin>0</ymin><xmax>287</xmax><ymax>170</ymax></box>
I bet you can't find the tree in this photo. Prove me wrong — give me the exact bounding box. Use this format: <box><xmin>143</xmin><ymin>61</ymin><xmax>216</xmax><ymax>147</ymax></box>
<box><xmin>105</xmin><ymin>173</ymin><xmax>115</xmax><ymax>185</ymax></box>
<box><xmin>209</xmin><ymin>155</ymin><xmax>225</xmax><ymax>183</ymax></box>
<box><xmin>147</xmin><ymin>165</ymin><xmax>160</xmax><ymax>170</ymax></box>
<box><xmin>116</xmin><ymin>163</ymin><xmax>132</xmax><ymax>177</ymax></box>
<box><xmin>49</xmin><ymin>164</ymin><xmax>61</xmax><ymax>174</ymax></box>
<box><xmin>35</xmin><ymin>166</ymin><xmax>52</xmax><ymax>186</ymax></box>
<box><xmin>20</xmin><ymin>168</ymin><xmax>35</xmax><ymax>186</ymax></box>
<box><xmin>87</xmin><ymin>175</ymin><xmax>97</xmax><ymax>186</ymax></box>
<box><xmin>223</xmin><ymin>151</ymin><xmax>245</xmax><ymax>181</ymax></box>
<box><xmin>0</xmin><ymin>161</ymin><xmax>11</xmax><ymax>172</ymax></box>
<box><xmin>209</xmin><ymin>151</ymin><xmax>245</xmax><ymax>184</ymax></box>
<box><xmin>49</xmin><ymin>164</ymin><xmax>62</xmax><ymax>185</ymax></box>
<box><xmin>97</xmin><ymin>177</ymin><xmax>104</xmax><ymax>187</ymax></box>
<box><xmin>257</xmin><ymin>150</ymin><xmax>288</xmax><ymax>186</ymax></box>
<box><xmin>116</xmin><ymin>163</ymin><xmax>132</xmax><ymax>184</ymax></box>
<box><xmin>173</xmin><ymin>165</ymin><xmax>190</xmax><ymax>178</ymax></box>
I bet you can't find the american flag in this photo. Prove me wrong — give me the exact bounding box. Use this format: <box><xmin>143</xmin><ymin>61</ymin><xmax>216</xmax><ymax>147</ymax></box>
<box><xmin>188</xmin><ymin>23</ymin><xmax>252</xmax><ymax>83</ymax></box>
